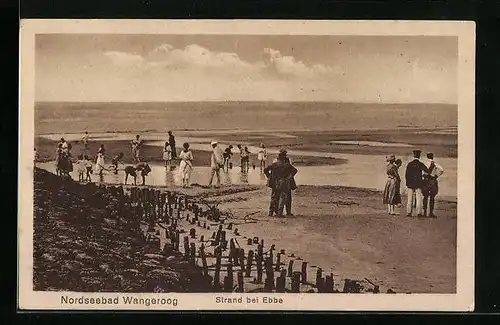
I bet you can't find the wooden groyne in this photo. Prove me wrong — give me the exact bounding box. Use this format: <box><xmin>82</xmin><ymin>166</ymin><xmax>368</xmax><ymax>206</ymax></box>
<box><xmin>74</xmin><ymin>181</ymin><xmax>390</xmax><ymax>294</ymax></box>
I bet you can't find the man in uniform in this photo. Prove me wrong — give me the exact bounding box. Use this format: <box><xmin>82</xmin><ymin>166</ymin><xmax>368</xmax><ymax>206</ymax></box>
<box><xmin>404</xmin><ymin>149</ymin><xmax>430</xmax><ymax>217</ymax></box>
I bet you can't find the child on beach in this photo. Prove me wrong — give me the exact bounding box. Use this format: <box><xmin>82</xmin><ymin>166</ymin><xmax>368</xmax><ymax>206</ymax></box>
<box><xmin>163</xmin><ymin>141</ymin><xmax>173</xmax><ymax>169</ymax></box>
<box><xmin>84</xmin><ymin>155</ymin><xmax>93</xmax><ymax>182</ymax></box>
<box><xmin>178</xmin><ymin>142</ymin><xmax>194</xmax><ymax>187</ymax></box>
<box><xmin>76</xmin><ymin>154</ymin><xmax>86</xmax><ymax>182</ymax></box>
<box><xmin>111</xmin><ymin>152</ymin><xmax>124</xmax><ymax>174</ymax></box>
<box><xmin>223</xmin><ymin>145</ymin><xmax>233</xmax><ymax>172</ymax></box>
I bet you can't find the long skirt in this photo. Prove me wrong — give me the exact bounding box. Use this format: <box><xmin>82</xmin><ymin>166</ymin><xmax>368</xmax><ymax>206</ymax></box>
<box><xmin>383</xmin><ymin>177</ymin><xmax>401</xmax><ymax>205</ymax></box>
<box><xmin>96</xmin><ymin>157</ymin><xmax>105</xmax><ymax>173</ymax></box>
<box><xmin>178</xmin><ymin>160</ymin><xmax>192</xmax><ymax>182</ymax></box>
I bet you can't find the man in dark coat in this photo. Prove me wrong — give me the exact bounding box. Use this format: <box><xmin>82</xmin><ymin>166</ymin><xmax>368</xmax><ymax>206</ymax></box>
<box><xmin>405</xmin><ymin>149</ymin><xmax>431</xmax><ymax>217</ymax></box>
<box><xmin>168</xmin><ymin>131</ymin><xmax>177</xmax><ymax>159</ymax></box>
<box><xmin>264</xmin><ymin>149</ymin><xmax>298</xmax><ymax>217</ymax></box>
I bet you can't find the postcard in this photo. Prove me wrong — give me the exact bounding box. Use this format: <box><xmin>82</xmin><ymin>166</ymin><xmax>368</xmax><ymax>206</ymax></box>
<box><xmin>19</xmin><ymin>19</ymin><xmax>475</xmax><ymax>311</ymax></box>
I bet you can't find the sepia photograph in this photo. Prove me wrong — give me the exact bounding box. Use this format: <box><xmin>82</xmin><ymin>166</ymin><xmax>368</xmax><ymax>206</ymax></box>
<box><xmin>18</xmin><ymin>20</ymin><xmax>475</xmax><ymax>311</ymax></box>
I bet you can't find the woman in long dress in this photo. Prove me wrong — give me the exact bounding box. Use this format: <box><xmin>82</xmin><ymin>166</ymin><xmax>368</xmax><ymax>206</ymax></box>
<box><xmin>95</xmin><ymin>145</ymin><xmax>106</xmax><ymax>176</ymax></box>
<box><xmin>178</xmin><ymin>142</ymin><xmax>194</xmax><ymax>187</ymax></box>
<box><xmin>383</xmin><ymin>154</ymin><xmax>402</xmax><ymax>215</ymax></box>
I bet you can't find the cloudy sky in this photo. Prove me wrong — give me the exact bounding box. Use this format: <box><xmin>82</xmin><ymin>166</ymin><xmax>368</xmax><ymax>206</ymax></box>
<box><xmin>35</xmin><ymin>34</ymin><xmax>457</xmax><ymax>104</ymax></box>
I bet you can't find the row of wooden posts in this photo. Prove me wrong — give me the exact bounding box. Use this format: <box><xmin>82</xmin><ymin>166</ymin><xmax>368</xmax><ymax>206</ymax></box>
<box><xmin>96</xmin><ymin>183</ymin><xmax>376</xmax><ymax>294</ymax></box>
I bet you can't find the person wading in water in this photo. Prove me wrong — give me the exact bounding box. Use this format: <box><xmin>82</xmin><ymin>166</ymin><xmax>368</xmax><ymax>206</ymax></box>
<box><xmin>264</xmin><ymin>149</ymin><xmax>298</xmax><ymax>217</ymax></box>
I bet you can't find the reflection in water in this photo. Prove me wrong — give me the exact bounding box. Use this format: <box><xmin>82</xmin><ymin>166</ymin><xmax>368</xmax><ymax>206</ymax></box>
<box><xmin>37</xmin><ymin>151</ymin><xmax>458</xmax><ymax>198</ymax></box>
<box><xmin>239</xmin><ymin>171</ymin><xmax>249</xmax><ymax>184</ymax></box>
<box><xmin>223</xmin><ymin>171</ymin><xmax>233</xmax><ymax>186</ymax></box>
<box><xmin>164</xmin><ymin>168</ymin><xmax>175</xmax><ymax>186</ymax></box>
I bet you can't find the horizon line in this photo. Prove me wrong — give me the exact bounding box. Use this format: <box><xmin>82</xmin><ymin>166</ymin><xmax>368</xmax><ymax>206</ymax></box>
<box><xmin>34</xmin><ymin>100</ymin><xmax>458</xmax><ymax>106</ymax></box>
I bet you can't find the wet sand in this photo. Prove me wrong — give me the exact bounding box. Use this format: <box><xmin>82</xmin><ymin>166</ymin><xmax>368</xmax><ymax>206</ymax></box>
<box><xmin>196</xmin><ymin>185</ymin><xmax>457</xmax><ymax>293</ymax></box>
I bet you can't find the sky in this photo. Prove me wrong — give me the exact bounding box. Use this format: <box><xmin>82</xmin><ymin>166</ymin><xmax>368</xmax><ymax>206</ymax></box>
<box><xmin>35</xmin><ymin>34</ymin><xmax>458</xmax><ymax>104</ymax></box>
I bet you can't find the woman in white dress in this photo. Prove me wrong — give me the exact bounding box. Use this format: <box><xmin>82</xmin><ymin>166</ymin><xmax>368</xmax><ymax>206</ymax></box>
<box><xmin>178</xmin><ymin>142</ymin><xmax>194</xmax><ymax>187</ymax></box>
<box><xmin>95</xmin><ymin>145</ymin><xmax>106</xmax><ymax>176</ymax></box>
<box><xmin>163</xmin><ymin>141</ymin><xmax>173</xmax><ymax>169</ymax></box>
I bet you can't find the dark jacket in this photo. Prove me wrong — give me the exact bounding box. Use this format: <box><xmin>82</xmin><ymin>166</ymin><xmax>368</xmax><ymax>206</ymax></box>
<box><xmin>405</xmin><ymin>159</ymin><xmax>430</xmax><ymax>189</ymax></box>
<box><xmin>264</xmin><ymin>159</ymin><xmax>298</xmax><ymax>191</ymax></box>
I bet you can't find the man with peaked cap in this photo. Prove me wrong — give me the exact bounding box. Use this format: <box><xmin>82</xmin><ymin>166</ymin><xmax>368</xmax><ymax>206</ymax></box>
<box><xmin>422</xmin><ymin>152</ymin><xmax>444</xmax><ymax>218</ymax></box>
<box><xmin>404</xmin><ymin>149</ymin><xmax>431</xmax><ymax>217</ymax></box>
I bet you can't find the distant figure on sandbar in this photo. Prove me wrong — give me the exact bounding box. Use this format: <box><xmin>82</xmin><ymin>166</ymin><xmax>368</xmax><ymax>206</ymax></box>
<box><xmin>178</xmin><ymin>142</ymin><xmax>194</xmax><ymax>188</ymax></box>
<box><xmin>82</xmin><ymin>131</ymin><xmax>90</xmax><ymax>153</ymax></box>
<box><xmin>383</xmin><ymin>154</ymin><xmax>402</xmax><ymax>215</ymax></box>
<box><xmin>258</xmin><ymin>143</ymin><xmax>268</xmax><ymax>172</ymax></box>
<box><xmin>241</xmin><ymin>146</ymin><xmax>250</xmax><ymax>172</ymax></box>
<box><xmin>422</xmin><ymin>152</ymin><xmax>444</xmax><ymax>218</ymax></box>
<box><xmin>131</xmin><ymin>135</ymin><xmax>143</xmax><ymax>163</ymax></box>
<box><xmin>404</xmin><ymin>149</ymin><xmax>430</xmax><ymax>217</ymax></box>
<box><xmin>208</xmin><ymin>141</ymin><xmax>224</xmax><ymax>188</ymax></box>
<box><xmin>223</xmin><ymin>145</ymin><xmax>234</xmax><ymax>172</ymax></box>
<box><xmin>163</xmin><ymin>141</ymin><xmax>173</xmax><ymax>169</ymax></box>
<box><xmin>264</xmin><ymin>149</ymin><xmax>298</xmax><ymax>217</ymax></box>
<box><xmin>168</xmin><ymin>131</ymin><xmax>177</xmax><ymax>159</ymax></box>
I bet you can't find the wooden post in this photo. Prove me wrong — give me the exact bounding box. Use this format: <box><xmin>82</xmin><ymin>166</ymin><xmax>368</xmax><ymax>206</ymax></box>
<box><xmin>200</xmin><ymin>244</ymin><xmax>208</xmax><ymax>277</ymax></box>
<box><xmin>276</xmin><ymin>269</ymin><xmax>287</xmax><ymax>293</ymax></box>
<box><xmin>237</xmin><ymin>271</ymin><xmax>244</xmax><ymax>293</ymax></box>
<box><xmin>215</xmin><ymin>225</ymin><xmax>222</xmax><ymax>245</ymax></box>
<box><xmin>257</xmin><ymin>244</ymin><xmax>263</xmax><ymax>258</ymax></box>
<box><xmin>315</xmin><ymin>268</ymin><xmax>323</xmax><ymax>288</ymax></box>
<box><xmin>264</xmin><ymin>257</ymin><xmax>274</xmax><ymax>291</ymax></box>
<box><xmin>183</xmin><ymin>236</ymin><xmax>190</xmax><ymax>260</ymax></box>
<box><xmin>225</xmin><ymin>264</ymin><xmax>233</xmax><ymax>292</ymax></box>
<box><xmin>256</xmin><ymin>253</ymin><xmax>263</xmax><ymax>284</ymax></box>
<box><xmin>214</xmin><ymin>246</ymin><xmax>222</xmax><ymax>288</ymax></box>
<box><xmin>291</xmin><ymin>272</ymin><xmax>301</xmax><ymax>293</ymax></box>
<box><xmin>221</xmin><ymin>231</ymin><xmax>227</xmax><ymax>249</ymax></box>
<box><xmin>324</xmin><ymin>274</ymin><xmax>334</xmax><ymax>293</ymax></box>
<box><xmin>245</xmin><ymin>250</ymin><xmax>254</xmax><ymax>277</ymax></box>
<box><xmin>275</xmin><ymin>253</ymin><xmax>281</xmax><ymax>271</ymax></box>
<box><xmin>229</xmin><ymin>239</ymin><xmax>236</xmax><ymax>264</ymax></box>
<box><xmin>238</xmin><ymin>248</ymin><xmax>245</xmax><ymax>272</ymax></box>
<box><xmin>287</xmin><ymin>260</ymin><xmax>294</xmax><ymax>277</ymax></box>
<box><xmin>189</xmin><ymin>243</ymin><xmax>196</xmax><ymax>265</ymax></box>
<box><xmin>301</xmin><ymin>261</ymin><xmax>308</xmax><ymax>284</ymax></box>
